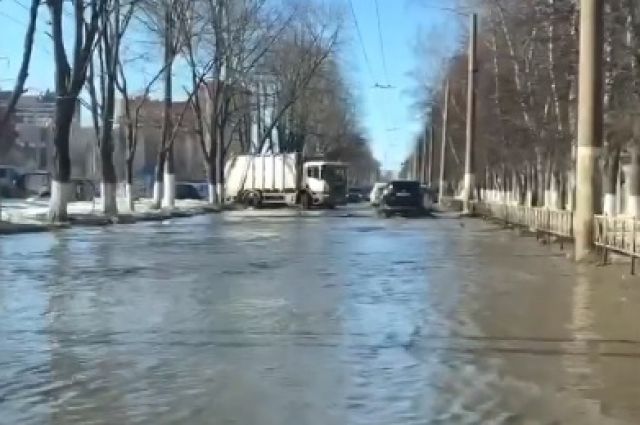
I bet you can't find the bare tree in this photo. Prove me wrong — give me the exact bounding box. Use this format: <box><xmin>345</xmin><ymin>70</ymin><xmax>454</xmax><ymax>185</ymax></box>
<box><xmin>0</xmin><ymin>0</ymin><xmax>41</xmax><ymax>157</ymax></box>
<box><xmin>136</xmin><ymin>0</ymin><xmax>191</xmax><ymax>208</ymax></box>
<box><xmin>114</xmin><ymin>54</ymin><xmax>169</xmax><ymax>211</ymax></box>
<box><xmin>47</xmin><ymin>0</ymin><xmax>106</xmax><ymax>222</ymax></box>
<box><xmin>86</xmin><ymin>0</ymin><xmax>138</xmax><ymax>216</ymax></box>
<box><xmin>409</xmin><ymin>0</ymin><xmax>587</xmax><ymax>210</ymax></box>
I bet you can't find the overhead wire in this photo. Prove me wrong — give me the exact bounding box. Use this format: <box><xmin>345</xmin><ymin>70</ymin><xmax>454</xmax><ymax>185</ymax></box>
<box><xmin>370</xmin><ymin>0</ymin><xmax>396</xmax><ymax>169</ymax></box>
<box><xmin>347</xmin><ymin>0</ymin><xmax>375</xmax><ymax>81</ymax></box>
<box><xmin>373</xmin><ymin>0</ymin><xmax>389</xmax><ymax>84</ymax></box>
<box><xmin>3</xmin><ymin>0</ymin><xmax>54</xmax><ymax>59</ymax></box>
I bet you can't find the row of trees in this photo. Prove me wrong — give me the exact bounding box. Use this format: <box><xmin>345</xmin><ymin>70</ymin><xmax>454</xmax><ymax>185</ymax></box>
<box><xmin>408</xmin><ymin>0</ymin><xmax>639</xmax><ymax>216</ymax></box>
<box><xmin>0</xmin><ymin>0</ymin><xmax>379</xmax><ymax>221</ymax></box>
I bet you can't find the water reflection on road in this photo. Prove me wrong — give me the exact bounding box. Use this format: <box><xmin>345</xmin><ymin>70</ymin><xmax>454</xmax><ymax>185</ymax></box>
<box><xmin>2</xmin><ymin>209</ymin><xmax>640</xmax><ymax>424</ymax></box>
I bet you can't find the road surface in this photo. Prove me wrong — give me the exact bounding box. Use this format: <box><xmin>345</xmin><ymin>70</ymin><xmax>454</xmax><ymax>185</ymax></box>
<box><xmin>1</xmin><ymin>207</ymin><xmax>640</xmax><ymax>424</ymax></box>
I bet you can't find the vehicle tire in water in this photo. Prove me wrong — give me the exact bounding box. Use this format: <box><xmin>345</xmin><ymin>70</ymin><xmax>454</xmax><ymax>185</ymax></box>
<box><xmin>243</xmin><ymin>191</ymin><xmax>262</xmax><ymax>208</ymax></box>
<box><xmin>302</xmin><ymin>192</ymin><xmax>312</xmax><ymax>210</ymax></box>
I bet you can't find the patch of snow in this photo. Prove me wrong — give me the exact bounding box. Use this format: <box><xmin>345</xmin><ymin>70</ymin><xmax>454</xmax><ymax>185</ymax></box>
<box><xmin>1</xmin><ymin>197</ymin><xmax>213</xmax><ymax>225</ymax></box>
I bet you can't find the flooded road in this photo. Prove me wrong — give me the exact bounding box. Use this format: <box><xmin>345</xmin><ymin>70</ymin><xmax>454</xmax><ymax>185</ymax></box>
<box><xmin>2</xmin><ymin>208</ymin><xmax>640</xmax><ymax>424</ymax></box>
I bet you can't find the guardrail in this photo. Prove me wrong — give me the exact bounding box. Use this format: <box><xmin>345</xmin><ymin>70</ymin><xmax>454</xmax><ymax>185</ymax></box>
<box><xmin>594</xmin><ymin>215</ymin><xmax>640</xmax><ymax>273</ymax></box>
<box><xmin>475</xmin><ymin>202</ymin><xmax>573</xmax><ymax>245</ymax></box>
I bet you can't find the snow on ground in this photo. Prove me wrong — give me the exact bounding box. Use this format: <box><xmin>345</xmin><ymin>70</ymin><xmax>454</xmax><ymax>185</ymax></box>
<box><xmin>0</xmin><ymin>197</ymin><xmax>372</xmax><ymax>232</ymax></box>
<box><xmin>0</xmin><ymin>198</ymin><xmax>216</xmax><ymax>225</ymax></box>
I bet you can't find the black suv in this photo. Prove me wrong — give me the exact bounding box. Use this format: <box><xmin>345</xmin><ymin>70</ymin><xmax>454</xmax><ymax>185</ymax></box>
<box><xmin>347</xmin><ymin>187</ymin><xmax>364</xmax><ymax>203</ymax></box>
<box><xmin>378</xmin><ymin>180</ymin><xmax>424</xmax><ymax>217</ymax></box>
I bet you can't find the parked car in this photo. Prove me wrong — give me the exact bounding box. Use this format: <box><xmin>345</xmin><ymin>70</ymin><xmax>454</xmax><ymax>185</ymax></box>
<box><xmin>360</xmin><ymin>186</ymin><xmax>372</xmax><ymax>202</ymax></box>
<box><xmin>30</xmin><ymin>178</ymin><xmax>96</xmax><ymax>202</ymax></box>
<box><xmin>14</xmin><ymin>171</ymin><xmax>51</xmax><ymax>198</ymax></box>
<box><xmin>421</xmin><ymin>185</ymin><xmax>437</xmax><ymax>210</ymax></box>
<box><xmin>187</xmin><ymin>181</ymin><xmax>209</xmax><ymax>199</ymax></box>
<box><xmin>347</xmin><ymin>187</ymin><xmax>364</xmax><ymax>203</ymax></box>
<box><xmin>0</xmin><ymin>165</ymin><xmax>20</xmax><ymax>197</ymax></box>
<box><xmin>369</xmin><ymin>182</ymin><xmax>388</xmax><ymax>207</ymax></box>
<box><xmin>176</xmin><ymin>182</ymin><xmax>202</xmax><ymax>200</ymax></box>
<box><xmin>378</xmin><ymin>180</ymin><xmax>424</xmax><ymax>217</ymax></box>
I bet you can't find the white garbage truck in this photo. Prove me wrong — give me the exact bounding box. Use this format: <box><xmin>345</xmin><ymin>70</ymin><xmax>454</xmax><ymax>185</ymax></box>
<box><xmin>224</xmin><ymin>153</ymin><xmax>348</xmax><ymax>208</ymax></box>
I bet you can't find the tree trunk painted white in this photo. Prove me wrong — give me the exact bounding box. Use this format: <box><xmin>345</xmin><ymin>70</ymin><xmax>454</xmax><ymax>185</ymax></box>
<box><xmin>627</xmin><ymin>150</ymin><xmax>640</xmax><ymax>218</ymax></box>
<box><xmin>208</xmin><ymin>183</ymin><xmax>218</xmax><ymax>204</ymax></box>
<box><xmin>101</xmin><ymin>182</ymin><xmax>117</xmax><ymax>216</ymax></box>
<box><xmin>163</xmin><ymin>172</ymin><xmax>175</xmax><ymax>208</ymax></box>
<box><xmin>549</xmin><ymin>173</ymin><xmax>562</xmax><ymax>210</ymax></box>
<box><xmin>616</xmin><ymin>166</ymin><xmax>623</xmax><ymax>216</ymax></box>
<box><xmin>628</xmin><ymin>196</ymin><xmax>640</xmax><ymax>218</ymax></box>
<box><xmin>544</xmin><ymin>189</ymin><xmax>551</xmax><ymax>208</ymax></box>
<box><xmin>125</xmin><ymin>183</ymin><xmax>134</xmax><ymax>211</ymax></box>
<box><xmin>526</xmin><ymin>189</ymin><xmax>533</xmax><ymax>207</ymax></box>
<box><xmin>153</xmin><ymin>181</ymin><xmax>163</xmax><ymax>208</ymax></box>
<box><xmin>603</xmin><ymin>193</ymin><xmax>616</xmax><ymax>216</ymax></box>
<box><xmin>48</xmin><ymin>181</ymin><xmax>71</xmax><ymax>222</ymax></box>
<box><xmin>566</xmin><ymin>172</ymin><xmax>575</xmax><ymax>211</ymax></box>
<box><xmin>216</xmin><ymin>182</ymin><xmax>224</xmax><ymax>206</ymax></box>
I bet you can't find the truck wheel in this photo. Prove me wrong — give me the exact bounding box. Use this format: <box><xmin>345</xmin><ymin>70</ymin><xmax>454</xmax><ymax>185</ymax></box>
<box><xmin>301</xmin><ymin>192</ymin><xmax>312</xmax><ymax>210</ymax></box>
<box><xmin>244</xmin><ymin>191</ymin><xmax>262</xmax><ymax>208</ymax></box>
<box><xmin>378</xmin><ymin>209</ymin><xmax>391</xmax><ymax>218</ymax></box>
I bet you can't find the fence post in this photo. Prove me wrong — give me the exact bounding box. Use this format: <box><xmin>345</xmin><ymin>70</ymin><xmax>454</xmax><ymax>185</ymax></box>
<box><xmin>547</xmin><ymin>209</ymin><xmax>552</xmax><ymax>245</ymax></box>
<box><xmin>632</xmin><ymin>218</ymin><xmax>636</xmax><ymax>275</ymax></box>
<box><xmin>504</xmin><ymin>204</ymin><xmax>508</xmax><ymax>228</ymax></box>
<box><xmin>560</xmin><ymin>211</ymin><xmax>564</xmax><ymax>250</ymax></box>
<box><xmin>570</xmin><ymin>211</ymin><xmax>574</xmax><ymax>239</ymax></box>
<box><xmin>602</xmin><ymin>217</ymin><xmax>609</xmax><ymax>265</ymax></box>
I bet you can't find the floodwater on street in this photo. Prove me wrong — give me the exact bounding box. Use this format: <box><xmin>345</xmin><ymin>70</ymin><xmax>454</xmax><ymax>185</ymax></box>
<box><xmin>2</xmin><ymin>208</ymin><xmax>640</xmax><ymax>424</ymax></box>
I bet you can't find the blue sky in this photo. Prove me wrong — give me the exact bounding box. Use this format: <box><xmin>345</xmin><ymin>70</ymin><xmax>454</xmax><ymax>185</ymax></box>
<box><xmin>0</xmin><ymin>0</ymin><xmax>462</xmax><ymax>171</ymax></box>
<box><xmin>342</xmin><ymin>0</ymin><xmax>462</xmax><ymax>171</ymax></box>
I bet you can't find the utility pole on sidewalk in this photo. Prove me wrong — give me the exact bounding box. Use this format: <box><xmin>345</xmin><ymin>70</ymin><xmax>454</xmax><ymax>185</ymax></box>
<box><xmin>422</xmin><ymin>126</ymin><xmax>429</xmax><ymax>184</ymax></box>
<box><xmin>428</xmin><ymin>122</ymin><xmax>435</xmax><ymax>187</ymax></box>
<box><xmin>438</xmin><ymin>79</ymin><xmax>450</xmax><ymax>203</ymax></box>
<box><xmin>574</xmin><ymin>0</ymin><xmax>603</xmax><ymax>261</ymax></box>
<box><xmin>462</xmin><ymin>13</ymin><xmax>478</xmax><ymax>213</ymax></box>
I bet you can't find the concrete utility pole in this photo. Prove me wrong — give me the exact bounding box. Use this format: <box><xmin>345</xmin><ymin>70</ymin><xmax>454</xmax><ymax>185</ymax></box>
<box><xmin>574</xmin><ymin>0</ymin><xmax>604</xmax><ymax>261</ymax></box>
<box><xmin>462</xmin><ymin>13</ymin><xmax>478</xmax><ymax>213</ymax></box>
<box><xmin>422</xmin><ymin>127</ymin><xmax>429</xmax><ymax>184</ymax></box>
<box><xmin>428</xmin><ymin>123</ymin><xmax>435</xmax><ymax>187</ymax></box>
<box><xmin>438</xmin><ymin>79</ymin><xmax>450</xmax><ymax>203</ymax></box>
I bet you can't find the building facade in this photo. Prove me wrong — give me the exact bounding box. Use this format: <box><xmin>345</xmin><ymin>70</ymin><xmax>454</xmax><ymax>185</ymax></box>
<box><xmin>0</xmin><ymin>90</ymin><xmax>81</xmax><ymax>172</ymax></box>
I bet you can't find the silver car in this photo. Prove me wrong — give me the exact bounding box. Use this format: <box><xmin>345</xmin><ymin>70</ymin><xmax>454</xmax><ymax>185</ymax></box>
<box><xmin>369</xmin><ymin>182</ymin><xmax>388</xmax><ymax>207</ymax></box>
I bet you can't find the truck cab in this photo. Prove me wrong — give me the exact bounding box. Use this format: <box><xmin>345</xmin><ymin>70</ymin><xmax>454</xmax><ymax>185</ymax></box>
<box><xmin>303</xmin><ymin>161</ymin><xmax>348</xmax><ymax>208</ymax></box>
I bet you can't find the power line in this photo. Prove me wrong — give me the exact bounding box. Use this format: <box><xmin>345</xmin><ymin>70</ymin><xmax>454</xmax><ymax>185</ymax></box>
<box><xmin>422</xmin><ymin>4</ymin><xmax>471</xmax><ymax>17</ymax></box>
<box><xmin>0</xmin><ymin>2</ymin><xmax>54</xmax><ymax>59</ymax></box>
<box><xmin>373</xmin><ymin>0</ymin><xmax>389</xmax><ymax>84</ymax></box>
<box><xmin>347</xmin><ymin>0</ymin><xmax>374</xmax><ymax>80</ymax></box>
<box><xmin>0</xmin><ymin>10</ymin><xmax>27</xmax><ymax>27</ymax></box>
<box><xmin>11</xmin><ymin>0</ymin><xmax>29</xmax><ymax>12</ymax></box>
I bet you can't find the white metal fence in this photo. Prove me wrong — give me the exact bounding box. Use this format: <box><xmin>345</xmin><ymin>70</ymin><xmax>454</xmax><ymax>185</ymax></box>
<box><xmin>474</xmin><ymin>202</ymin><xmax>640</xmax><ymax>274</ymax></box>
<box><xmin>474</xmin><ymin>202</ymin><xmax>573</xmax><ymax>239</ymax></box>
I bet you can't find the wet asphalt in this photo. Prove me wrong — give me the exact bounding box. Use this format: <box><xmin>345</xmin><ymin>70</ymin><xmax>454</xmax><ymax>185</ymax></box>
<box><xmin>1</xmin><ymin>206</ymin><xmax>640</xmax><ymax>424</ymax></box>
